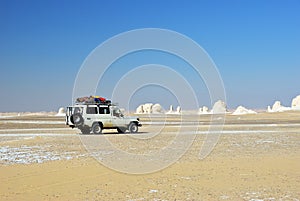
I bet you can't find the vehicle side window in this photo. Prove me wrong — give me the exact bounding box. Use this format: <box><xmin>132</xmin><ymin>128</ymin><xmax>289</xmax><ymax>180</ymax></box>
<box><xmin>112</xmin><ymin>108</ymin><xmax>121</xmax><ymax>117</ymax></box>
<box><xmin>86</xmin><ymin>107</ymin><xmax>98</xmax><ymax>114</ymax></box>
<box><xmin>99</xmin><ymin>107</ymin><xmax>110</xmax><ymax>114</ymax></box>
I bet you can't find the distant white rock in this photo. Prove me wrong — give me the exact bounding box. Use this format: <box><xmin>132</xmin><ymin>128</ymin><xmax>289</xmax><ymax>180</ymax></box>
<box><xmin>267</xmin><ymin>105</ymin><xmax>273</xmax><ymax>113</ymax></box>
<box><xmin>267</xmin><ymin>101</ymin><xmax>291</xmax><ymax>112</ymax></box>
<box><xmin>232</xmin><ymin>106</ymin><xmax>257</xmax><ymax>115</ymax></box>
<box><xmin>198</xmin><ymin>106</ymin><xmax>209</xmax><ymax>114</ymax></box>
<box><xmin>55</xmin><ymin>107</ymin><xmax>66</xmax><ymax>116</ymax></box>
<box><xmin>166</xmin><ymin>105</ymin><xmax>174</xmax><ymax>114</ymax></box>
<box><xmin>152</xmin><ymin>104</ymin><xmax>163</xmax><ymax>114</ymax></box>
<box><xmin>176</xmin><ymin>106</ymin><xmax>181</xmax><ymax>114</ymax></box>
<box><xmin>211</xmin><ymin>100</ymin><xmax>227</xmax><ymax>114</ymax></box>
<box><xmin>135</xmin><ymin>103</ymin><xmax>163</xmax><ymax>114</ymax></box>
<box><xmin>143</xmin><ymin>103</ymin><xmax>153</xmax><ymax>114</ymax></box>
<box><xmin>166</xmin><ymin>105</ymin><xmax>181</xmax><ymax>114</ymax></box>
<box><xmin>291</xmin><ymin>95</ymin><xmax>300</xmax><ymax>110</ymax></box>
<box><xmin>135</xmin><ymin>105</ymin><xmax>144</xmax><ymax>114</ymax></box>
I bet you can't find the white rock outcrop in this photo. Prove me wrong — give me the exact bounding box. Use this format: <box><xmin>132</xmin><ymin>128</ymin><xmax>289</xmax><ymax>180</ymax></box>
<box><xmin>166</xmin><ymin>105</ymin><xmax>174</xmax><ymax>114</ymax></box>
<box><xmin>143</xmin><ymin>103</ymin><xmax>153</xmax><ymax>114</ymax></box>
<box><xmin>176</xmin><ymin>106</ymin><xmax>181</xmax><ymax>114</ymax></box>
<box><xmin>152</xmin><ymin>104</ymin><xmax>163</xmax><ymax>113</ymax></box>
<box><xmin>232</xmin><ymin>106</ymin><xmax>257</xmax><ymax>115</ymax></box>
<box><xmin>211</xmin><ymin>100</ymin><xmax>227</xmax><ymax>114</ymax></box>
<box><xmin>198</xmin><ymin>106</ymin><xmax>209</xmax><ymax>114</ymax></box>
<box><xmin>267</xmin><ymin>101</ymin><xmax>291</xmax><ymax>112</ymax></box>
<box><xmin>291</xmin><ymin>95</ymin><xmax>300</xmax><ymax>110</ymax></box>
<box><xmin>135</xmin><ymin>105</ymin><xmax>144</xmax><ymax>114</ymax></box>
<box><xmin>267</xmin><ymin>105</ymin><xmax>273</xmax><ymax>113</ymax></box>
<box><xmin>55</xmin><ymin>107</ymin><xmax>66</xmax><ymax>116</ymax></box>
<box><xmin>166</xmin><ymin>105</ymin><xmax>181</xmax><ymax>114</ymax></box>
<box><xmin>135</xmin><ymin>103</ymin><xmax>163</xmax><ymax>114</ymax></box>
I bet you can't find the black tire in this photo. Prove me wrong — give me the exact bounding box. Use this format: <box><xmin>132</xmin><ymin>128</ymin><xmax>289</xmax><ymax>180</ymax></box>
<box><xmin>128</xmin><ymin>122</ymin><xmax>138</xmax><ymax>133</ymax></box>
<box><xmin>92</xmin><ymin>123</ymin><xmax>102</xmax><ymax>134</ymax></box>
<box><xmin>117</xmin><ymin>127</ymin><xmax>126</xmax><ymax>134</ymax></box>
<box><xmin>70</xmin><ymin>114</ymin><xmax>84</xmax><ymax>126</ymax></box>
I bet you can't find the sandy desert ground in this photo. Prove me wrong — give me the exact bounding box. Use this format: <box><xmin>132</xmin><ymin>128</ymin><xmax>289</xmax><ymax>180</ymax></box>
<box><xmin>0</xmin><ymin>112</ymin><xmax>299</xmax><ymax>201</ymax></box>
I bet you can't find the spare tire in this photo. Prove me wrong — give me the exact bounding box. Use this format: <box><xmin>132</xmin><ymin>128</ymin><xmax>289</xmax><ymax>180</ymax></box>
<box><xmin>70</xmin><ymin>113</ymin><xmax>84</xmax><ymax>126</ymax></box>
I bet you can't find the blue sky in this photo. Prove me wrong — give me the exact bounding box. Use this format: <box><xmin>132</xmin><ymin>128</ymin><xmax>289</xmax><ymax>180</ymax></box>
<box><xmin>0</xmin><ymin>0</ymin><xmax>299</xmax><ymax>112</ymax></box>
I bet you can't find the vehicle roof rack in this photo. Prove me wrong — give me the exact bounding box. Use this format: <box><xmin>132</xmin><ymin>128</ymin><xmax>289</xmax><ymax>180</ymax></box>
<box><xmin>75</xmin><ymin>100</ymin><xmax>117</xmax><ymax>106</ymax></box>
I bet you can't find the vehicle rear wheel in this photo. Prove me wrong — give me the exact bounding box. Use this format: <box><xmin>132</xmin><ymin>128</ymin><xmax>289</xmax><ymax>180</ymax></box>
<box><xmin>128</xmin><ymin>122</ymin><xmax>138</xmax><ymax>133</ymax></box>
<box><xmin>117</xmin><ymin>127</ymin><xmax>126</xmax><ymax>134</ymax></box>
<box><xmin>92</xmin><ymin>123</ymin><xmax>102</xmax><ymax>134</ymax></box>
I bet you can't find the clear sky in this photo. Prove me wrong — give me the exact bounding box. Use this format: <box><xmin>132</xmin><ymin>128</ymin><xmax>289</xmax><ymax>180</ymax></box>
<box><xmin>0</xmin><ymin>0</ymin><xmax>299</xmax><ymax>112</ymax></box>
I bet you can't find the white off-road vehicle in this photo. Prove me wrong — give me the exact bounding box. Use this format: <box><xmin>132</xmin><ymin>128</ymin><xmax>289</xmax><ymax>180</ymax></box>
<box><xmin>66</xmin><ymin>102</ymin><xmax>141</xmax><ymax>134</ymax></box>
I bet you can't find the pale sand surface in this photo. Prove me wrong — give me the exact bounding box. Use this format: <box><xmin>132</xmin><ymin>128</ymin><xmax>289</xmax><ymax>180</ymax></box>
<box><xmin>0</xmin><ymin>112</ymin><xmax>299</xmax><ymax>200</ymax></box>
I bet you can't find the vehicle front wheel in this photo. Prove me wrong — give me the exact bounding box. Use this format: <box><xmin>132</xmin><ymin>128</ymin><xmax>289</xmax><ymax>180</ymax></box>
<box><xmin>92</xmin><ymin>123</ymin><xmax>102</xmax><ymax>134</ymax></box>
<box><xmin>128</xmin><ymin>122</ymin><xmax>138</xmax><ymax>133</ymax></box>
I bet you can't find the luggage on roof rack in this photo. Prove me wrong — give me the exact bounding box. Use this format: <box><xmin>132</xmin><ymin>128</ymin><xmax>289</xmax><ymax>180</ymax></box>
<box><xmin>75</xmin><ymin>96</ymin><xmax>111</xmax><ymax>105</ymax></box>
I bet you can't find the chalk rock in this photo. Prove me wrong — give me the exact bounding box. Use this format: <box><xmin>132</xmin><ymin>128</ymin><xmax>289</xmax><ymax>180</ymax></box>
<box><xmin>198</xmin><ymin>106</ymin><xmax>209</xmax><ymax>114</ymax></box>
<box><xmin>143</xmin><ymin>103</ymin><xmax>153</xmax><ymax>114</ymax></box>
<box><xmin>176</xmin><ymin>106</ymin><xmax>181</xmax><ymax>114</ymax></box>
<box><xmin>136</xmin><ymin>105</ymin><xmax>144</xmax><ymax>114</ymax></box>
<box><xmin>211</xmin><ymin>100</ymin><xmax>227</xmax><ymax>114</ymax></box>
<box><xmin>152</xmin><ymin>104</ymin><xmax>163</xmax><ymax>113</ymax></box>
<box><xmin>267</xmin><ymin>105</ymin><xmax>273</xmax><ymax>113</ymax></box>
<box><xmin>291</xmin><ymin>95</ymin><xmax>300</xmax><ymax>110</ymax></box>
<box><xmin>135</xmin><ymin>103</ymin><xmax>163</xmax><ymax>114</ymax></box>
<box><xmin>55</xmin><ymin>107</ymin><xmax>66</xmax><ymax>116</ymax></box>
<box><xmin>166</xmin><ymin>105</ymin><xmax>173</xmax><ymax>114</ymax></box>
<box><xmin>270</xmin><ymin>101</ymin><xmax>291</xmax><ymax>112</ymax></box>
<box><xmin>166</xmin><ymin>105</ymin><xmax>181</xmax><ymax>114</ymax></box>
<box><xmin>232</xmin><ymin>106</ymin><xmax>257</xmax><ymax>115</ymax></box>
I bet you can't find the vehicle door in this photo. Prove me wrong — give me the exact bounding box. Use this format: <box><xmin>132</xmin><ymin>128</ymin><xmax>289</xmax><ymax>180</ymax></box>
<box><xmin>84</xmin><ymin>105</ymin><xmax>98</xmax><ymax>126</ymax></box>
<box><xmin>111</xmin><ymin>107</ymin><xmax>126</xmax><ymax>127</ymax></box>
<box><xmin>98</xmin><ymin>106</ymin><xmax>113</xmax><ymax>127</ymax></box>
<box><xmin>66</xmin><ymin>106</ymin><xmax>83</xmax><ymax>125</ymax></box>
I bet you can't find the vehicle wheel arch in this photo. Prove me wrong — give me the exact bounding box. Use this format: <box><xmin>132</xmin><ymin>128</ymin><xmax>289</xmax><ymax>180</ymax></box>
<box><xmin>92</xmin><ymin>121</ymin><xmax>103</xmax><ymax>128</ymax></box>
<box><xmin>128</xmin><ymin>121</ymin><xmax>139</xmax><ymax>133</ymax></box>
<box><xmin>91</xmin><ymin>122</ymin><xmax>103</xmax><ymax>134</ymax></box>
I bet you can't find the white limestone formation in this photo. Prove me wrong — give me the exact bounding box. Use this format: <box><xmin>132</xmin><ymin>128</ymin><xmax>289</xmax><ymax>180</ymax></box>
<box><xmin>135</xmin><ymin>105</ymin><xmax>144</xmax><ymax>114</ymax></box>
<box><xmin>232</xmin><ymin>106</ymin><xmax>257</xmax><ymax>115</ymax></box>
<box><xmin>166</xmin><ymin>105</ymin><xmax>174</xmax><ymax>114</ymax></box>
<box><xmin>291</xmin><ymin>95</ymin><xmax>300</xmax><ymax>110</ymax></box>
<box><xmin>143</xmin><ymin>103</ymin><xmax>153</xmax><ymax>114</ymax></box>
<box><xmin>176</xmin><ymin>106</ymin><xmax>181</xmax><ymax>114</ymax></box>
<box><xmin>152</xmin><ymin>104</ymin><xmax>163</xmax><ymax>114</ymax></box>
<box><xmin>55</xmin><ymin>107</ymin><xmax>66</xmax><ymax>116</ymax></box>
<box><xmin>166</xmin><ymin>105</ymin><xmax>182</xmax><ymax>114</ymax></box>
<box><xmin>211</xmin><ymin>100</ymin><xmax>227</xmax><ymax>114</ymax></box>
<box><xmin>135</xmin><ymin>103</ymin><xmax>163</xmax><ymax>114</ymax></box>
<box><xmin>267</xmin><ymin>101</ymin><xmax>291</xmax><ymax>112</ymax></box>
<box><xmin>198</xmin><ymin>106</ymin><xmax>209</xmax><ymax>114</ymax></box>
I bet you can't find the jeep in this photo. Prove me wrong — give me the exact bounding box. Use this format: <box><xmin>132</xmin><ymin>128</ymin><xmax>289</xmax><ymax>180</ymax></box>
<box><xmin>66</xmin><ymin>102</ymin><xmax>142</xmax><ymax>134</ymax></box>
